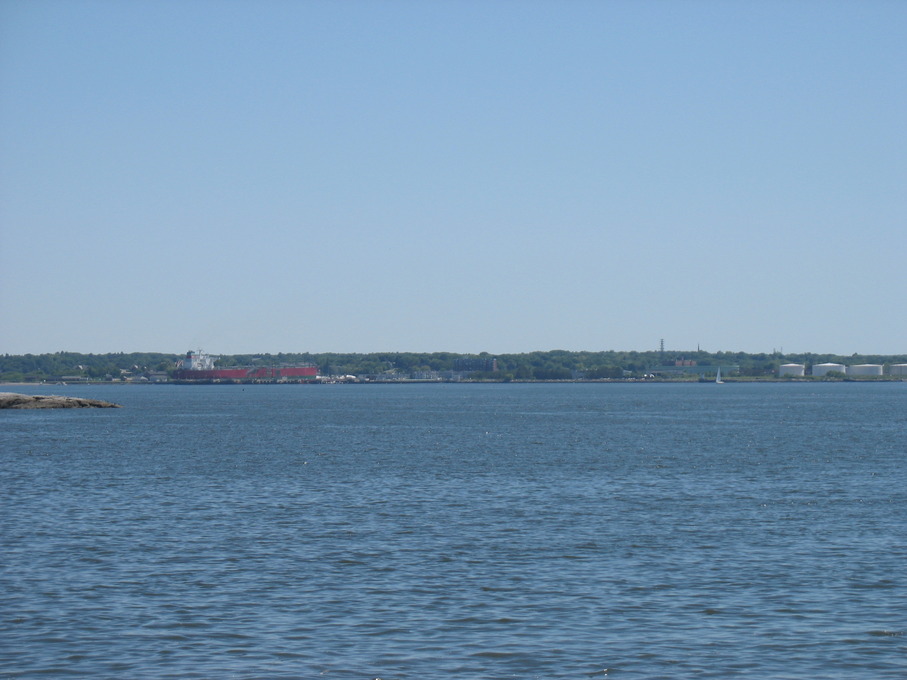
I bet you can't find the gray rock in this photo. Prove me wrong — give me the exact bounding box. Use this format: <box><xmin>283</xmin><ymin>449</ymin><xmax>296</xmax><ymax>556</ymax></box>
<box><xmin>0</xmin><ymin>392</ymin><xmax>121</xmax><ymax>409</ymax></box>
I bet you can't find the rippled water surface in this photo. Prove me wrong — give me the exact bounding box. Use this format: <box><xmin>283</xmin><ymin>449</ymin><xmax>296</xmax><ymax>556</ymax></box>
<box><xmin>2</xmin><ymin>382</ymin><xmax>906</xmax><ymax>678</ymax></box>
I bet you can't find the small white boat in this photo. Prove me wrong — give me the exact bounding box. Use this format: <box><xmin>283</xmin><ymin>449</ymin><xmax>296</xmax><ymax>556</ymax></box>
<box><xmin>715</xmin><ymin>367</ymin><xmax>724</xmax><ymax>384</ymax></box>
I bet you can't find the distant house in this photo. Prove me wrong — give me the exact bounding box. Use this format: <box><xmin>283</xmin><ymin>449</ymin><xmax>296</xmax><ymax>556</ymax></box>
<box><xmin>453</xmin><ymin>356</ymin><xmax>498</xmax><ymax>373</ymax></box>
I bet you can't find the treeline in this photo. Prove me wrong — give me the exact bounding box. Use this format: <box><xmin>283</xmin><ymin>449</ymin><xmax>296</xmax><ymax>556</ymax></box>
<box><xmin>2</xmin><ymin>349</ymin><xmax>906</xmax><ymax>382</ymax></box>
<box><xmin>0</xmin><ymin>352</ymin><xmax>177</xmax><ymax>382</ymax></box>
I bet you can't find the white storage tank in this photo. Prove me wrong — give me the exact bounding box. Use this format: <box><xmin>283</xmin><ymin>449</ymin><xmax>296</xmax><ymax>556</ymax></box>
<box><xmin>812</xmin><ymin>363</ymin><xmax>846</xmax><ymax>376</ymax></box>
<box><xmin>890</xmin><ymin>364</ymin><xmax>907</xmax><ymax>376</ymax></box>
<box><xmin>847</xmin><ymin>364</ymin><xmax>883</xmax><ymax>376</ymax></box>
<box><xmin>778</xmin><ymin>363</ymin><xmax>805</xmax><ymax>377</ymax></box>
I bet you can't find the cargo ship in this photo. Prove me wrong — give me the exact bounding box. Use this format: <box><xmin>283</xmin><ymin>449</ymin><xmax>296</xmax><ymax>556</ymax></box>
<box><xmin>173</xmin><ymin>350</ymin><xmax>318</xmax><ymax>381</ymax></box>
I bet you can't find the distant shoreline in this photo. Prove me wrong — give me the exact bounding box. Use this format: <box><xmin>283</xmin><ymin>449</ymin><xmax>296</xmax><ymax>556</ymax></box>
<box><xmin>4</xmin><ymin>351</ymin><xmax>905</xmax><ymax>384</ymax></box>
<box><xmin>2</xmin><ymin>377</ymin><xmax>903</xmax><ymax>387</ymax></box>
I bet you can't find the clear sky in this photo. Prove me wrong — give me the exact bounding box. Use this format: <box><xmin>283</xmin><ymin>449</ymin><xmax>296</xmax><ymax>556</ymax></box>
<box><xmin>1</xmin><ymin>0</ymin><xmax>905</xmax><ymax>356</ymax></box>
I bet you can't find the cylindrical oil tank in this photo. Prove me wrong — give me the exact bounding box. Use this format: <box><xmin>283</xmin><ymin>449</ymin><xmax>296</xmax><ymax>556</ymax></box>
<box><xmin>812</xmin><ymin>363</ymin><xmax>846</xmax><ymax>376</ymax></box>
<box><xmin>778</xmin><ymin>363</ymin><xmax>805</xmax><ymax>377</ymax></box>
<box><xmin>890</xmin><ymin>364</ymin><xmax>907</xmax><ymax>376</ymax></box>
<box><xmin>847</xmin><ymin>364</ymin><xmax>883</xmax><ymax>376</ymax></box>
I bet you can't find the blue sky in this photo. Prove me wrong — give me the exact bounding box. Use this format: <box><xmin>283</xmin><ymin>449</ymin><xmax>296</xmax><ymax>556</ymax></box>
<box><xmin>1</xmin><ymin>0</ymin><xmax>905</xmax><ymax>355</ymax></box>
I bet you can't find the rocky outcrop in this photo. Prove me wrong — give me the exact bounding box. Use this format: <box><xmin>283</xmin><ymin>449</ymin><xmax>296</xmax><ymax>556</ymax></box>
<box><xmin>0</xmin><ymin>392</ymin><xmax>121</xmax><ymax>409</ymax></box>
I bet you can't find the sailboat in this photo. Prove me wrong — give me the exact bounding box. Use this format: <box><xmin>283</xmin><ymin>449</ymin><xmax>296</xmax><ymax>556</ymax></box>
<box><xmin>715</xmin><ymin>366</ymin><xmax>724</xmax><ymax>384</ymax></box>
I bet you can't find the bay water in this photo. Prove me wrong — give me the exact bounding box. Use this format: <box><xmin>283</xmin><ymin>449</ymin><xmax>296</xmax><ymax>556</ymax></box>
<box><xmin>2</xmin><ymin>382</ymin><xmax>905</xmax><ymax>678</ymax></box>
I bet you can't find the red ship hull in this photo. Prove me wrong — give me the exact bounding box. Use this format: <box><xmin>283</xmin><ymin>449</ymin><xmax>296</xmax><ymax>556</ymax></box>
<box><xmin>173</xmin><ymin>366</ymin><xmax>317</xmax><ymax>380</ymax></box>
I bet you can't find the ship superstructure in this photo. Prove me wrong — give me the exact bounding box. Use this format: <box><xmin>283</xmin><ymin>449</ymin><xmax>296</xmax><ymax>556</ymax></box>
<box><xmin>178</xmin><ymin>350</ymin><xmax>218</xmax><ymax>372</ymax></box>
